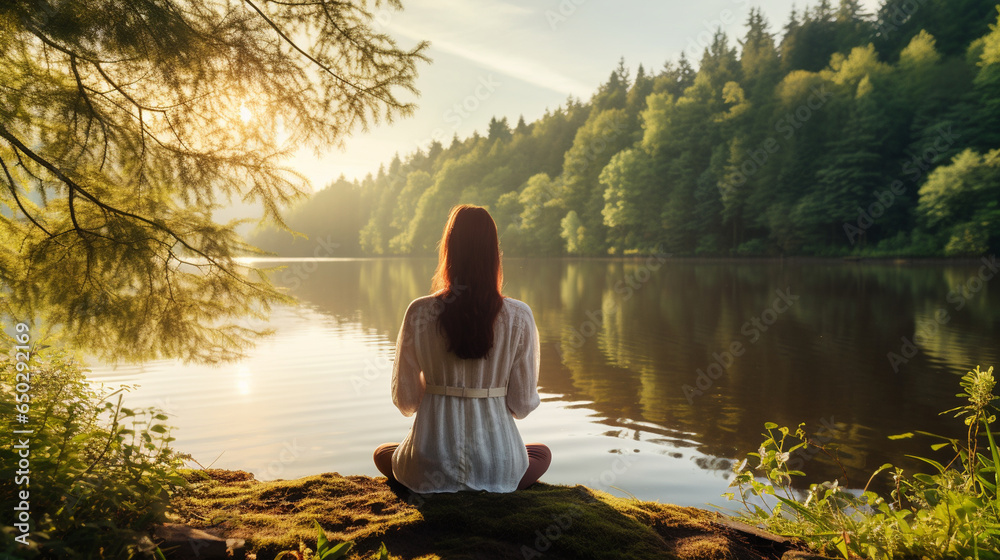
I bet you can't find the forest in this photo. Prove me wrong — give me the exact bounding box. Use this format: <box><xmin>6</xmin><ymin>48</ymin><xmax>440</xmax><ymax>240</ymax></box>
<box><xmin>251</xmin><ymin>0</ymin><xmax>1000</xmax><ymax>258</ymax></box>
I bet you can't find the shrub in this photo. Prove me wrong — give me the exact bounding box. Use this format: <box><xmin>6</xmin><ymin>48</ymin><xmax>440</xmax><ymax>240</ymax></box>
<box><xmin>726</xmin><ymin>364</ymin><xmax>1000</xmax><ymax>560</ymax></box>
<box><xmin>1</xmin><ymin>346</ymin><xmax>187</xmax><ymax>559</ymax></box>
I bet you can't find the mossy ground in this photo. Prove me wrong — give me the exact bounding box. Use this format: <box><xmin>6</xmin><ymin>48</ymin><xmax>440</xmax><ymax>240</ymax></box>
<box><xmin>167</xmin><ymin>469</ymin><xmax>803</xmax><ymax>560</ymax></box>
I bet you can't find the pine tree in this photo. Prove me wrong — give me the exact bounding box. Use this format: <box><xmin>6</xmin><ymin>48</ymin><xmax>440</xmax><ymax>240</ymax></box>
<box><xmin>592</xmin><ymin>58</ymin><xmax>631</xmax><ymax>112</ymax></box>
<box><xmin>0</xmin><ymin>0</ymin><xmax>427</xmax><ymax>362</ymax></box>
<box><xmin>806</xmin><ymin>78</ymin><xmax>888</xmax><ymax>248</ymax></box>
<box><xmin>515</xmin><ymin>115</ymin><xmax>530</xmax><ymax>135</ymax></box>
<box><xmin>487</xmin><ymin>116</ymin><xmax>513</xmax><ymax>143</ymax></box>
<box><xmin>968</xmin><ymin>8</ymin><xmax>1000</xmax><ymax>151</ymax></box>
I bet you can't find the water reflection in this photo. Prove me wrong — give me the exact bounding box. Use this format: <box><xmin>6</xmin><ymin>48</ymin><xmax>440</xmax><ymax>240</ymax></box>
<box><xmin>88</xmin><ymin>258</ymin><xmax>1000</xmax><ymax>506</ymax></box>
<box><xmin>288</xmin><ymin>257</ymin><xmax>1000</xmax><ymax>489</ymax></box>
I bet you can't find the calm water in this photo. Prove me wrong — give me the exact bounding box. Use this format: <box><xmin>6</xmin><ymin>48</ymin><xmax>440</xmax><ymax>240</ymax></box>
<box><xmin>87</xmin><ymin>257</ymin><xmax>1000</xmax><ymax>508</ymax></box>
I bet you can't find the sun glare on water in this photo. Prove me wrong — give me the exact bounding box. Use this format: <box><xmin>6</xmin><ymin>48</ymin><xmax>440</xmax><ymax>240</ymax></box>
<box><xmin>238</xmin><ymin>103</ymin><xmax>252</xmax><ymax>124</ymax></box>
<box><xmin>236</xmin><ymin>364</ymin><xmax>253</xmax><ymax>396</ymax></box>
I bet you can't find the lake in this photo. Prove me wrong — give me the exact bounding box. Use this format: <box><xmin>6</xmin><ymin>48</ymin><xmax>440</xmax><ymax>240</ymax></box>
<box><xmin>87</xmin><ymin>257</ymin><xmax>1000</xmax><ymax>508</ymax></box>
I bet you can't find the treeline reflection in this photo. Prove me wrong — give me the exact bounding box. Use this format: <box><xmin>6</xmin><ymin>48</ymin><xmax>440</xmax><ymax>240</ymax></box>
<box><xmin>279</xmin><ymin>258</ymin><xmax>1000</xmax><ymax>488</ymax></box>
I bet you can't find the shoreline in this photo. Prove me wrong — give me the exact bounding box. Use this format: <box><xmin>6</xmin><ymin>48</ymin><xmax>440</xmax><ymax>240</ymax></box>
<box><xmin>239</xmin><ymin>253</ymin><xmax>995</xmax><ymax>265</ymax></box>
<box><xmin>163</xmin><ymin>468</ymin><xmax>836</xmax><ymax>560</ymax></box>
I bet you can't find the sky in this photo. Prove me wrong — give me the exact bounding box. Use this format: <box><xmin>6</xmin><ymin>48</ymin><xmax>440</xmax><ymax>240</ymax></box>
<box><xmin>285</xmin><ymin>0</ymin><xmax>884</xmax><ymax>191</ymax></box>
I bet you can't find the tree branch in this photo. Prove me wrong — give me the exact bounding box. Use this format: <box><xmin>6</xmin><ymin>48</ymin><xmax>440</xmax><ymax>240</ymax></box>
<box><xmin>69</xmin><ymin>55</ymin><xmax>111</xmax><ymax>172</ymax></box>
<box><xmin>93</xmin><ymin>61</ymin><xmax>168</xmax><ymax>114</ymax></box>
<box><xmin>0</xmin><ymin>124</ymin><xmax>256</xmax><ymax>289</ymax></box>
<box><xmin>0</xmin><ymin>156</ymin><xmax>56</xmax><ymax>238</ymax></box>
<box><xmin>243</xmin><ymin>0</ymin><xmax>394</xmax><ymax>105</ymax></box>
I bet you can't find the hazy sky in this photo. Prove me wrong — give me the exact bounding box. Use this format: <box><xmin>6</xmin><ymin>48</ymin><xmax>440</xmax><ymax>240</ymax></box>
<box><xmin>289</xmin><ymin>0</ymin><xmax>883</xmax><ymax>190</ymax></box>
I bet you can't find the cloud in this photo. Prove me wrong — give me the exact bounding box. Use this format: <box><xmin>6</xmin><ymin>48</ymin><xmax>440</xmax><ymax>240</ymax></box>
<box><xmin>389</xmin><ymin>23</ymin><xmax>594</xmax><ymax>98</ymax></box>
<box><xmin>419</xmin><ymin>0</ymin><xmax>534</xmax><ymax>23</ymax></box>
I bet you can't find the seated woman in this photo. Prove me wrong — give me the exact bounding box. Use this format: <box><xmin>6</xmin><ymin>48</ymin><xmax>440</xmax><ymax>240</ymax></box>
<box><xmin>374</xmin><ymin>204</ymin><xmax>551</xmax><ymax>493</ymax></box>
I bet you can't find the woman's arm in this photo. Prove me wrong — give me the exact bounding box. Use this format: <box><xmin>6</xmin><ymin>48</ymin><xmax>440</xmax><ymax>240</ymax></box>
<box><xmin>506</xmin><ymin>304</ymin><xmax>541</xmax><ymax>419</ymax></box>
<box><xmin>391</xmin><ymin>299</ymin><xmax>425</xmax><ymax>417</ymax></box>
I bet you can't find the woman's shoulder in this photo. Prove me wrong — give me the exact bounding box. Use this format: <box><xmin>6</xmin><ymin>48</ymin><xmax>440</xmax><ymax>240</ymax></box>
<box><xmin>402</xmin><ymin>294</ymin><xmax>442</xmax><ymax>322</ymax></box>
<box><xmin>502</xmin><ymin>297</ymin><xmax>534</xmax><ymax>323</ymax></box>
<box><xmin>407</xmin><ymin>294</ymin><xmax>440</xmax><ymax>308</ymax></box>
<box><xmin>404</xmin><ymin>294</ymin><xmax>533</xmax><ymax>324</ymax></box>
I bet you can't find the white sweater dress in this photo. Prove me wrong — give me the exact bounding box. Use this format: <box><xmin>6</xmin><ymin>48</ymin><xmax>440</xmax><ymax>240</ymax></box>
<box><xmin>390</xmin><ymin>295</ymin><xmax>541</xmax><ymax>493</ymax></box>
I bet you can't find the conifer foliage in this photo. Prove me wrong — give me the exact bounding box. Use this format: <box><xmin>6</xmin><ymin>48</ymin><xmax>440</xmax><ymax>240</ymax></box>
<box><xmin>0</xmin><ymin>0</ymin><xmax>428</xmax><ymax>362</ymax></box>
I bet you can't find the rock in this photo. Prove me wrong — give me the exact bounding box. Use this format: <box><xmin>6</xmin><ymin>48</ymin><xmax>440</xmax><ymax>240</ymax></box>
<box><xmin>153</xmin><ymin>523</ymin><xmax>230</xmax><ymax>560</ymax></box>
<box><xmin>227</xmin><ymin>538</ymin><xmax>247</xmax><ymax>560</ymax></box>
<box><xmin>782</xmin><ymin>551</ymin><xmax>841</xmax><ymax>560</ymax></box>
<box><xmin>712</xmin><ymin>516</ymin><xmax>792</xmax><ymax>545</ymax></box>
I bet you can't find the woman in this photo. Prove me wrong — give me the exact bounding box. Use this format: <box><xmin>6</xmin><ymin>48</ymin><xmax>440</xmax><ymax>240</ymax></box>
<box><xmin>373</xmin><ymin>204</ymin><xmax>551</xmax><ymax>493</ymax></box>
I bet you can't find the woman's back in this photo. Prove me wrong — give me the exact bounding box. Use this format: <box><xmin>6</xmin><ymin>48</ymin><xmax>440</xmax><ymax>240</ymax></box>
<box><xmin>390</xmin><ymin>295</ymin><xmax>540</xmax><ymax>493</ymax></box>
<box><xmin>373</xmin><ymin>204</ymin><xmax>549</xmax><ymax>494</ymax></box>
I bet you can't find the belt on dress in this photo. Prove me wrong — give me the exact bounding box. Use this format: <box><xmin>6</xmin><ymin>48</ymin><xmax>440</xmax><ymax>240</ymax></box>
<box><xmin>424</xmin><ymin>384</ymin><xmax>507</xmax><ymax>398</ymax></box>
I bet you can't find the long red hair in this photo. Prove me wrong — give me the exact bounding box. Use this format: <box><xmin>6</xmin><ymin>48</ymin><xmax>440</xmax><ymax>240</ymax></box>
<box><xmin>431</xmin><ymin>205</ymin><xmax>504</xmax><ymax>360</ymax></box>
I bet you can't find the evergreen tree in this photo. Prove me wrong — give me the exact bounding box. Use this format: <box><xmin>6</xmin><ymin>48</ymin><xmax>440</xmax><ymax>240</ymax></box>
<box><xmin>803</xmin><ymin>77</ymin><xmax>888</xmax><ymax>249</ymax></box>
<box><xmin>967</xmin><ymin>8</ymin><xmax>1000</xmax><ymax>151</ymax></box>
<box><xmin>782</xmin><ymin>3</ymin><xmax>839</xmax><ymax>72</ymax></box>
<box><xmin>264</xmin><ymin>0</ymin><xmax>1000</xmax><ymax>259</ymax></box>
<box><xmin>487</xmin><ymin>116</ymin><xmax>513</xmax><ymax>144</ymax></box>
<box><xmin>740</xmin><ymin>8</ymin><xmax>781</xmax><ymax>93</ymax></box>
<box><xmin>625</xmin><ymin>64</ymin><xmax>655</xmax><ymax>137</ymax></box>
<box><xmin>653</xmin><ymin>54</ymin><xmax>696</xmax><ymax>97</ymax></box>
<box><xmin>592</xmin><ymin>58</ymin><xmax>631</xmax><ymax>112</ymax></box>
<box><xmin>874</xmin><ymin>0</ymin><xmax>998</xmax><ymax>60</ymax></box>
<box><xmin>0</xmin><ymin>0</ymin><xmax>427</xmax><ymax>362</ymax></box>
<box><xmin>515</xmin><ymin>115</ymin><xmax>531</xmax><ymax>135</ymax></box>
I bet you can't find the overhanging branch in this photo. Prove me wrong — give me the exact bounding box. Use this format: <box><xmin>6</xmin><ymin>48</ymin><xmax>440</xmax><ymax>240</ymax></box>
<box><xmin>0</xmin><ymin>156</ymin><xmax>56</xmax><ymax>238</ymax></box>
<box><xmin>243</xmin><ymin>0</ymin><xmax>392</xmax><ymax>104</ymax></box>
<box><xmin>0</xmin><ymin>124</ymin><xmax>258</xmax><ymax>290</ymax></box>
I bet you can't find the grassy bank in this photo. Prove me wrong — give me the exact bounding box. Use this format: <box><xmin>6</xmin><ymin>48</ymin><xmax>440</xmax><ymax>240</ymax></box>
<box><xmin>168</xmin><ymin>469</ymin><xmax>817</xmax><ymax>560</ymax></box>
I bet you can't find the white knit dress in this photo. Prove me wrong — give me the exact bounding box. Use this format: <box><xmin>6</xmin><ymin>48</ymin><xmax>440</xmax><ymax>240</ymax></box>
<box><xmin>390</xmin><ymin>295</ymin><xmax>541</xmax><ymax>493</ymax></box>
